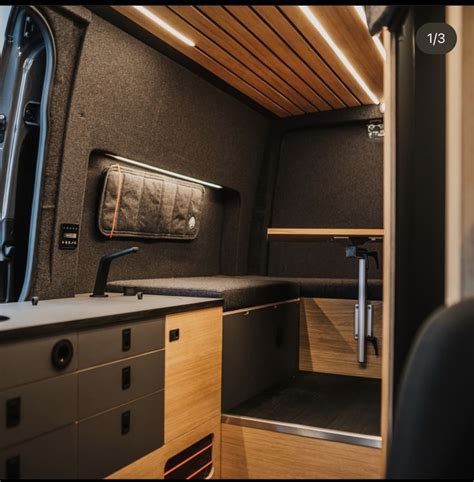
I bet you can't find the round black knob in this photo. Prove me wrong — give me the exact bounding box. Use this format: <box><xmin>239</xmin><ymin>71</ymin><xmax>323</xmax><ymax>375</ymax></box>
<box><xmin>51</xmin><ymin>339</ymin><xmax>74</xmax><ymax>370</ymax></box>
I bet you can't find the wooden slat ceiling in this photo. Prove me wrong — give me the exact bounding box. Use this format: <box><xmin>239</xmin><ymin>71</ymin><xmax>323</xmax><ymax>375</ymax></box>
<box><xmin>114</xmin><ymin>5</ymin><xmax>384</xmax><ymax>117</ymax></box>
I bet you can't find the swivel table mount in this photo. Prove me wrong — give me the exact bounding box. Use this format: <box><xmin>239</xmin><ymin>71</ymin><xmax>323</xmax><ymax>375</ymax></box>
<box><xmin>267</xmin><ymin>228</ymin><xmax>384</xmax><ymax>367</ymax></box>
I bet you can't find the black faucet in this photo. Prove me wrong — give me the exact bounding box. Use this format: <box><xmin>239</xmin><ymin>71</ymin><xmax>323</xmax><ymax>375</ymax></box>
<box><xmin>90</xmin><ymin>247</ymin><xmax>139</xmax><ymax>297</ymax></box>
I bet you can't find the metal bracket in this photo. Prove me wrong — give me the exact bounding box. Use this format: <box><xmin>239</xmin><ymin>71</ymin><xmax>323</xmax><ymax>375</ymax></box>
<box><xmin>367</xmin><ymin>304</ymin><xmax>373</xmax><ymax>337</ymax></box>
<box><xmin>354</xmin><ymin>303</ymin><xmax>359</xmax><ymax>340</ymax></box>
<box><xmin>355</xmin><ymin>303</ymin><xmax>373</xmax><ymax>338</ymax></box>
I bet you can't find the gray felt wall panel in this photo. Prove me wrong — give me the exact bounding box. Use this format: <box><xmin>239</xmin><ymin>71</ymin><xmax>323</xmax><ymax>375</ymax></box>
<box><xmin>77</xmin><ymin>155</ymin><xmax>225</xmax><ymax>292</ymax></box>
<box><xmin>30</xmin><ymin>6</ymin><xmax>269</xmax><ymax>299</ymax></box>
<box><xmin>28</xmin><ymin>7</ymin><xmax>382</xmax><ymax>297</ymax></box>
<box><xmin>268</xmin><ymin>122</ymin><xmax>383</xmax><ymax>279</ymax></box>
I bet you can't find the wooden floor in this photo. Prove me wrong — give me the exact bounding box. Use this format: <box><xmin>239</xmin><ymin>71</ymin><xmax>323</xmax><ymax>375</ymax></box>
<box><xmin>227</xmin><ymin>371</ymin><xmax>381</xmax><ymax>435</ymax></box>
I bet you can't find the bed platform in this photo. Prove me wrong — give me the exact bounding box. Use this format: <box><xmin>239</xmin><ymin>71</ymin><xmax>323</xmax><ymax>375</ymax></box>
<box><xmin>107</xmin><ymin>275</ymin><xmax>382</xmax><ymax>311</ymax></box>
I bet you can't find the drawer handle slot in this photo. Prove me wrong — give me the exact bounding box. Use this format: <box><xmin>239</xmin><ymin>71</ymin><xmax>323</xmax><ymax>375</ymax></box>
<box><xmin>121</xmin><ymin>410</ymin><xmax>131</xmax><ymax>435</ymax></box>
<box><xmin>169</xmin><ymin>328</ymin><xmax>180</xmax><ymax>342</ymax></box>
<box><xmin>122</xmin><ymin>366</ymin><xmax>131</xmax><ymax>390</ymax></box>
<box><xmin>122</xmin><ymin>328</ymin><xmax>131</xmax><ymax>351</ymax></box>
<box><xmin>6</xmin><ymin>455</ymin><xmax>20</xmax><ymax>479</ymax></box>
<box><xmin>6</xmin><ymin>397</ymin><xmax>21</xmax><ymax>428</ymax></box>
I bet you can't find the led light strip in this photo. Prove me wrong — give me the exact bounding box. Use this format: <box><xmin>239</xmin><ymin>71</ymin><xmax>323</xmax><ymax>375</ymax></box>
<box><xmin>354</xmin><ymin>6</ymin><xmax>386</xmax><ymax>60</ymax></box>
<box><xmin>132</xmin><ymin>5</ymin><xmax>195</xmax><ymax>47</ymax></box>
<box><xmin>299</xmin><ymin>5</ymin><xmax>379</xmax><ymax>104</ymax></box>
<box><xmin>106</xmin><ymin>154</ymin><xmax>223</xmax><ymax>190</ymax></box>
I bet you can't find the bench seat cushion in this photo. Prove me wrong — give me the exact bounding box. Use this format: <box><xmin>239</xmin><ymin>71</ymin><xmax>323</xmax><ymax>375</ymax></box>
<box><xmin>250</xmin><ymin>277</ymin><xmax>383</xmax><ymax>301</ymax></box>
<box><xmin>107</xmin><ymin>276</ymin><xmax>299</xmax><ymax>312</ymax></box>
<box><xmin>107</xmin><ymin>276</ymin><xmax>382</xmax><ymax>312</ymax></box>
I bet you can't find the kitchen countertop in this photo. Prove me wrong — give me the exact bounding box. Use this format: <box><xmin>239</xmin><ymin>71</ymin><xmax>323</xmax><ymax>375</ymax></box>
<box><xmin>0</xmin><ymin>293</ymin><xmax>223</xmax><ymax>342</ymax></box>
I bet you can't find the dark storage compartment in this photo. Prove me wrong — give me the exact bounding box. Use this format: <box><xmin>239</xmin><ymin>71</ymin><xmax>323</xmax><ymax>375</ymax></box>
<box><xmin>77</xmin><ymin>390</ymin><xmax>164</xmax><ymax>478</ymax></box>
<box><xmin>227</xmin><ymin>371</ymin><xmax>381</xmax><ymax>436</ymax></box>
<box><xmin>222</xmin><ymin>301</ymin><xmax>299</xmax><ymax>412</ymax></box>
<box><xmin>77</xmin><ymin>350</ymin><xmax>165</xmax><ymax>420</ymax></box>
<box><xmin>77</xmin><ymin>317</ymin><xmax>165</xmax><ymax>369</ymax></box>
<box><xmin>0</xmin><ymin>424</ymin><xmax>77</xmax><ymax>479</ymax></box>
<box><xmin>0</xmin><ymin>374</ymin><xmax>77</xmax><ymax>449</ymax></box>
<box><xmin>0</xmin><ymin>334</ymin><xmax>78</xmax><ymax>391</ymax></box>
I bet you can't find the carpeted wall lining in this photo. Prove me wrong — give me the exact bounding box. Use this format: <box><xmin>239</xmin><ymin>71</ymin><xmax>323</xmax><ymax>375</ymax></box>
<box><xmin>268</xmin><ymin>120</ymin><xmax>384</xmax><ymax>279</ymax></box>
<box><xmin>29</xmin><ymin>7</ymin><xmax>383</xmax><ymax>298</ymax></box>
<box><xmin>31</xmin><ymin>6</ymin><xmax>269</xmax><ymax>299</ymax></box>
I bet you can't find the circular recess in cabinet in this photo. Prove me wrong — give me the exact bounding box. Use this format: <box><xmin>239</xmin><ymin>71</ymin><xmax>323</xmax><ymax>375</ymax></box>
<box><xmin>51</xmin><ymin>339</ymin><xmax>74</xmax><ymax>370</ymax></box>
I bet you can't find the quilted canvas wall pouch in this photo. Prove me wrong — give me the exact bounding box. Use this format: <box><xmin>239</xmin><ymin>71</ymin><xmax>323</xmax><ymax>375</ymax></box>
<box><xmin>98</xmin><ymin>165</ymin><xmax>205</xmax><ymax>240</ymax></box>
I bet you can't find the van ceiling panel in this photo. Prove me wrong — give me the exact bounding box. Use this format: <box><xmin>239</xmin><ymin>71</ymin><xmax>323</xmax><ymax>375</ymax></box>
<box><xmin>113</xmin><ymin>6</ymin><xmax>383</xmax><ymax>117</ymax></box>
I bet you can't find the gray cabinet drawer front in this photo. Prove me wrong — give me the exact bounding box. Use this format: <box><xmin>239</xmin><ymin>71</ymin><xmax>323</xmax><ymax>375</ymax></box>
<box><xmin>78</xmin><ymin>390</ymin><xmax>164</xmax><ymax>479</ymax></box>
<box><xmin>78</xmin><ymin>317</ymin><xmax>164</xmax><ymax>368</ymax></box>
<box><xmin>0</xmin><ymin>374</ymin><xmax>77</xmax><ymax>449</ymax></box>
<box><xmin>0</xmin><ymin>424</ymin><xmax>77</xmax><ymax>479</ymax></box>
<box><xmin>222</xmin><ymin>302</ymin><xmax>299</xmax><ymax>412</ymax></box>
<box><xmin>78</xmin><ymin>350</ymin><xmax>165</xmax><ymax>420</ymax></box>
<box><xmin>0</xmin><ymin>334</ymin><xmax>78</xmax><ymax>391</ymax></box>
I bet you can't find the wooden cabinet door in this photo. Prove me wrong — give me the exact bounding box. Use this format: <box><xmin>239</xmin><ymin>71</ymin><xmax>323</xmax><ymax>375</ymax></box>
<box><xmin>164</xmin><ymin>307</ymin><xmax>223</xmax><ymax>443</ymax></box>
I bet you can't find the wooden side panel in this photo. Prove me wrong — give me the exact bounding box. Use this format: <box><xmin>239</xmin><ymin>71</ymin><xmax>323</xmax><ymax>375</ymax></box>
<box><xmin>299</xmin><ymin>298</ymin><xmax>382</xmax><ymax>379</ymax></box>
<box><xmin>221</xmin><ymin>423</ymin><xmax>382</xmax><ymax>479</ymax></box>
<box><xmin>446</xmin><ymin>6</ymin><xmax>474</xmax><ymax>303</ymax></box>
<box><xmin>108</xmin><ymin>415</ymin><xmax>221</xmax><ymax>479</ymax></box>
<box><xmin>164</xmin><ymin>307</ymin><xmax>223</xmax><ymax>443</ymax></box>
<box><xmin>381</xmin><ymin>27</ymin><xmax>396</xmax><ymax>469</ymax></box>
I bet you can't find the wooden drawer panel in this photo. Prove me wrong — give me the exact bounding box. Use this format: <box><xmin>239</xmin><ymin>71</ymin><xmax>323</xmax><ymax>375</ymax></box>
<box><xmin>77</xmin><ymin>317</ymin><xmax>164</xmax><ymax>369</ymax></box>
<box><xmin>300</xmin><ymin>298</ymin><xmax>383</xmax><ymax>378</ymax></box>
<box><xmin>0</xmin><ymin>424</ymin><xmax>77</xmax><ymax>479</ymax></box>
<box><xmin>0</xmin><ymin>334</ymin><xmax>77</xmax><ymax>390</ymax></box>
<box><xmin>78</xmin><ymin>350</ymin><xmax>165</xmax><ymax>420</ymax></box>
<box><xmin>77</xmin><ymin>390</ymin><xmax>164</xmax><ymax>479</ymax></box>
<box><xmin>165</xmin><ymin>307</ymin><xmax>222</xmax><ymax>443</ymax></box>
<box><xmin>0</xmin><ymin>374</ymin><xmax>77</xmax><ymax>449</ymax></box>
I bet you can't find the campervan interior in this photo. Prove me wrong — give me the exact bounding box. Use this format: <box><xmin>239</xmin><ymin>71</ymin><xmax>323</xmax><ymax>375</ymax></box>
<box><xmin>0</xmin><ymin>4</ymin><xmax>472</xmax><ymax>480</ymax></box>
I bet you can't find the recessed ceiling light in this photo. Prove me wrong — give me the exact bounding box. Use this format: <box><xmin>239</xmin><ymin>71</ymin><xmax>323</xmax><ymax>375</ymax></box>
<box><xmin>354</xmin><ymin>6</ymin><xmax>386</xmax><ymax>60</ymax></box>
<box><xmin>298</xmin><ymin>6</ymin><xmax>379</xmax><ymax>104</ymax></box>
<box><xmin>354</xmin><ymin>5</ymin><xmax>367</xmax><ymax>24</ymax></box>
<box><xmin>132</xmin><ymin>6</ymin><xmax>196</xmax><ymax>47</ymax></box>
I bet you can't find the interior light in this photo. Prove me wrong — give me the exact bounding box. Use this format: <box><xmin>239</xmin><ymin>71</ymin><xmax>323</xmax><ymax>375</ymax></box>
<box><xmin>299</xmin><ymin>6</ymin><xmax>379</xmax><ymax>104</ymax></box>
<box><xmin>354</xmin><ymin>5</ymin><xmax>367</xmax><ymax>24</ymax></box>
<box><xmin>132</xmin><ymin>6</ymin><xmax>196</xmax><ymax>47</ymax></box>
<box><xmin>354</xmin><ymin>6</ymin><xmax>386</xmax><ymax>60</ymax></box>
<box><xmin>107</xmin><ymin>154</ymin><xmax>223</xmax><ymax>190</ymax></box>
